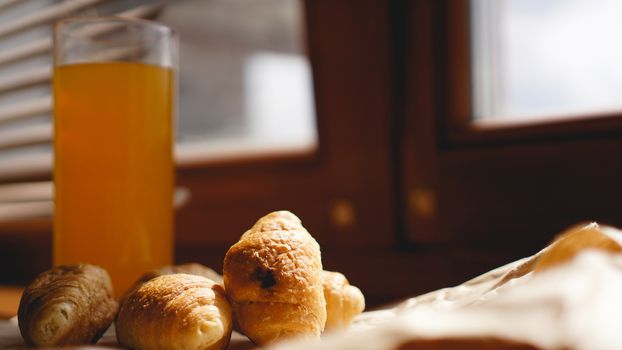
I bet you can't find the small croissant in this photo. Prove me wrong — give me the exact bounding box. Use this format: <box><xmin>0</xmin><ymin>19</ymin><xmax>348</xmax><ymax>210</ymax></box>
<box><xmin>116</xmin><ymin>274</ymin><xmax>232</xmax><ymax>350</ymax></box>
<box><xmin>322</xmin><ymin>270</ymin><xmax>365</xmax><ymax>330</ymax></box>
<box><xmin>18</xmin><ymin>264</ymin><xmax>118</xmax><ymax>346</ymax></box>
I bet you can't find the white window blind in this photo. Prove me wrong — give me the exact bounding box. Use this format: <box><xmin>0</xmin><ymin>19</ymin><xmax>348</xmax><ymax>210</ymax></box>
<box><xmin>0</xmin><ymin>0</ymin><xmax>163</xmax><ymax>181</ymax></box>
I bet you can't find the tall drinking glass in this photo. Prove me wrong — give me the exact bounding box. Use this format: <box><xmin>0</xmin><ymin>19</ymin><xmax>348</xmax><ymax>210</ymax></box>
<box><xmin>53</xmin><ymin>17</ymin><xmax>177</xmax><ymax>297</ymax></box>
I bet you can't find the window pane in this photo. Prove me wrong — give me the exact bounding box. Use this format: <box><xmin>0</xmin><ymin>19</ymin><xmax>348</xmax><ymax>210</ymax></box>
<box><xmin>159</xmin><ymin>0</ymin><xmax>317</xmax><ymax>155</ymax></box>
<box><xmin>472</xmin><ymin>0</ymin><xmax>622</xmax><ymax>122</ymax></box>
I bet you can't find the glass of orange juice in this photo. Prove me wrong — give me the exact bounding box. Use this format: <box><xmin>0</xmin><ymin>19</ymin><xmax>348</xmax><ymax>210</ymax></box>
<box><xmin>53</xmin><ymin>17</ymin><xmax>177</xmax><ymax>298</ymax></box>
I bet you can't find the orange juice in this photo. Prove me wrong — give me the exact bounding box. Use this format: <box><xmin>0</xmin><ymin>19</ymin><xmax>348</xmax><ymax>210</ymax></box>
<box><xmin>53</xmin><ymin>62</ymin><xmax>174</xmax><ymax>297</ymax></box>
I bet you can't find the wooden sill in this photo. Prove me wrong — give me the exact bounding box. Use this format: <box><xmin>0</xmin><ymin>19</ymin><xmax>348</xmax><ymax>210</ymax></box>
<box><xmin>0</xmin><ymin>140</ymin><xmax>319</xmax><ymax>183</ymax></box>
<box><xmin>446</xmin><ymin>112</ymin><xmax>622</xmax><ymax>147</ymax></box>
<box><xmin>176</xmin><ymin>139</ymin><xmax>319</xmax><ymax>168</ymax></box>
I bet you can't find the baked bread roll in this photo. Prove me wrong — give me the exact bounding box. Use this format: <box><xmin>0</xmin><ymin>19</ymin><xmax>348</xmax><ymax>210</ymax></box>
<box><xmin>116</xmin><ymin>274</ymin><xmax>232</xmax><ymax>350</ymax></box>
<box><xmin>322</xmin><ymin>270</ymin><xmax>365</xmax><ymax>330</ymax></box>
<box><xmin>535</xmin><ymin>223</ymin><xmax>622</xmax><ymax>272</ymax></box>
<box><xmin>223</xmin><ymin>211</ymin><xmax>326</xmax><ymax>345</ymax></box>
<box><xmin>17</xmin><ymin>264</ymin><xmax>117</xmax><ymax>346</ymax></box>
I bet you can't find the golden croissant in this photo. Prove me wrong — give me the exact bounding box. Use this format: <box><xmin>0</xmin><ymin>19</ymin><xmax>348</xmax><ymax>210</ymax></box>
<box><xmin>116</xmin><ymin>273</ymin><xmax>232</xmax><ymax>350</ymax></box>
<box><xmin>17</xmin><ymin>264</ymin><xmax>117</xmax><ymax>346</ymax></box>
<box><xmin>223</xmin><ymin>211</ymin><xmax>326</xmax><ymax>345</ymax></box>
<box><xmin>322</xmin><ymin>270</ymin><xmax>365</xmax><ymax>330</ymax></box>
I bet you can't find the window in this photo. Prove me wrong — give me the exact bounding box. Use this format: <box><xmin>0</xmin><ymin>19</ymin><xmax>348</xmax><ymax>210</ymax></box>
<box><xmin>159</xmin><ymin>0</ymin><xmax>317</xmax><ymax>161</ymax></box>
<box><xmin>0</xmin><ymin>0</ymin><xmax>322</xmax><ymax>289</ymax></box>
<box><xmin>0</xmin><ymin>1</ymin><xmax>398</xmax><ymax>298</ymax></box>
<box><xmin>0</xmin><ymin>0</ymin><xmax>317</xmax><ymax>181</ymax></box>
<box><xmin>472</xmin><ymin>0</ymin><xmax>622</xmax><ymax>123</ymax></box>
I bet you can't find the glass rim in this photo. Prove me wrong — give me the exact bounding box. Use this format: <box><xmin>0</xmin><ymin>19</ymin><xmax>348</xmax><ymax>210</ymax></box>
<box><xmin>54</xmin><ymin>16</ymin><xmax>176</xmax><ymax>37</ymax></box>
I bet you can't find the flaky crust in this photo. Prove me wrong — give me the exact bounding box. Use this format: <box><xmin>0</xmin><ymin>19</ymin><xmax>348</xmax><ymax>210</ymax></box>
<box><xmin>322</xmin><ymin>270</ymin><xmax>365</xmax><ymax>330</ymax></box>
<box><xmin>137</xmin><ymin>263</ymin><xmax>223</xmax><ymax>284</ymax></box>
<box><xmin>17</xmin><ymin>264</ymin><xmax>117</xmax><ymax>346</ymax></box>
<box><xmin>223</xmin><ymin>211</ymin><xmax>326</xmax><ymax>345</ymax></box>
<box><xmin>120</xmin><ymin>263</ymin><xmax>223</xmax><ymax>306</ymax></box>
<box><xmin>116</xmin><ymin>274</ymin><xmax>232</xmax><ymax>350</ymax></box>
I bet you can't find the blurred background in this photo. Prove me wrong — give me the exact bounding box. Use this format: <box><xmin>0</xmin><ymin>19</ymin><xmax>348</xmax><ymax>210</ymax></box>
<box><xmin>1</xmin><ymin>0</ymin><xmax>622</xmax><ymax>312</ymax></box>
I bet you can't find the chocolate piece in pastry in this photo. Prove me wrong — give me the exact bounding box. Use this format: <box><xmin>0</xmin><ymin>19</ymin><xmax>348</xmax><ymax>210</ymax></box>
<box><xmin>116</xmin><ymin>274</ymin><xmax>232</xmax><ymax>350</ymax></box>
<box><xmin>322</xmin><ymin>270</ymin><xmax>365</xmax><ymax>330</ymax></box>
<box><xmin>223</xmin><ymin>211</ymin><xmax>326</xmax><ymax>345</ymax></box>
<box><xmin>17</xmin><ymin>264</ymin><xmax>117</xmax><ymax>346</ymax></box>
